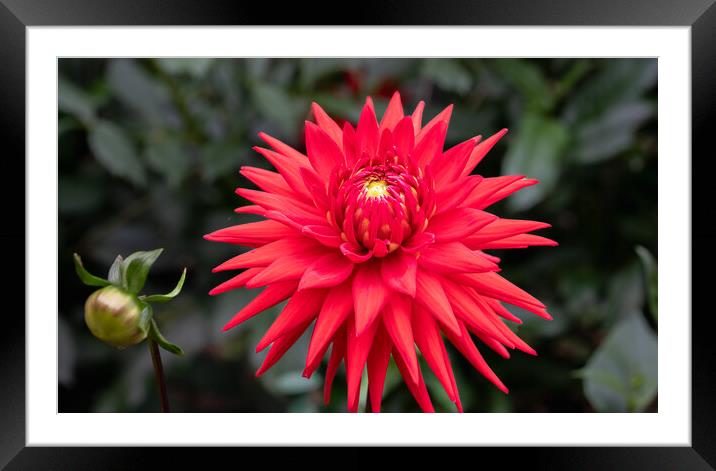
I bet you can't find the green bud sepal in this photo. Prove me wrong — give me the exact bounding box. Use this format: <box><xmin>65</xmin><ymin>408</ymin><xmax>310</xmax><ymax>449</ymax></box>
<box><xmin>73</xmin><ymin>250</ymin><xmax>186</xmax><ymax>355</ymax></box>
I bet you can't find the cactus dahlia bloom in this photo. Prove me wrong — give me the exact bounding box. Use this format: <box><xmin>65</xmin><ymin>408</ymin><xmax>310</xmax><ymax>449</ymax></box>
<box><xmin>205</xmin><ymin>93</ymin><xmax>556</xmax><ymax>412</ymax></box>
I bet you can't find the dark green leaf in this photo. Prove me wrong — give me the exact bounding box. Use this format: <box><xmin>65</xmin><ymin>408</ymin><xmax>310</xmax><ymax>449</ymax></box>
<box><xmin>563</xmin><ymin>59</ymin><xmax>657</xmax><ymax>124</ymax></box>
<box><xmin>157</xmin><ymin>58</ymin><xmax>213</xmax><ymax>78</ymax></box>
<box><xmin>107</xmin><ymin>59</ymin><xmax>170</xmax><ymax>125</ymax></box>
<box><xmin>491</xmin><ymin>59</ymin><xmax>554</xmax><ymax>111</ymax></box>
<box><xmin>142</xmin><ymin>268</ymin><xmax>187</xmax><ymax>303</ymax></box>
<box><xmin>88</xmin><ymin>121</ymin><xmax>147</xmax><ymax>186</ymax></box>
<box><xmin>107</xmin><ymin>255</ymin><xmax>124</xmax><ymax>285</ymax></box>
<box><xmin>573</xmin><ymin>100</ymin><xmax>654</xmax><ymax>164</ymax></box>
<box><xmin>251</xmin><ymin>83</ymin><xmax>307</xmax><ymax>137</ymax></box>
<box><xmin>148</xmin><ymin>319</ymin><xmax>184</xmax><ymax>355</ymax></box>
<box><xmin>145</xmin><ymin>139</ymin><xmax>191</xmax><ymax>187</ymax></box>
<box><xmin>58</xmin><ymin>77</ymin><xmax>96</xmax><ymax>125</ymax></box>
<box><xmin>579</xmin><ymin>313</ymin><xmax>657</xmax><ymax>412</ymax></box>
<box><xmin>120</xmin><ymin>248</ymin><xmax>163</xmax><ymax>294</ymax></box>
<box><xmin>58</xmin><ymin>116</ymin><xmax>82</xmax><ymax>136</ymax></box>
<box><xmin>420</xmin><ymin>59</ymin><xmax>472</xmax><ymax>95</ymax></box>
<box><xmin>73</xmin><ymin>253</ymin><xmax>111</xmax><ymax>287</ymax></box>
<box><xmin>58</xmin><ymin>176</ymin><xmax>105</xmax><ymax>214</ymax></box>
<box><xmin>503</xmin><ymin>112</ymin><xmax>569</xmax><ymax>211</ymax></box>
<box><xmin>298</xmin><ymin>58</ymin><xmax>358</xmax><ymax>88</ymax></box>
<box><xmin>200</xmin><ymin>142</ymin><xmax>243</xmax><ymax>183</ymax></box>
<box><xmin>636</xmin><ymin>246</ymin><xmax>658</xmax><ymax>322</ymax></box>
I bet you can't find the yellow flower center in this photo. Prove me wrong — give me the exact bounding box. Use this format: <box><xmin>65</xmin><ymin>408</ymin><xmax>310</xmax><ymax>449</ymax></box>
<box><xmin>365</xmin><ymin>180</ymin><xmax>388</xmax><ymax>198</ymax></box>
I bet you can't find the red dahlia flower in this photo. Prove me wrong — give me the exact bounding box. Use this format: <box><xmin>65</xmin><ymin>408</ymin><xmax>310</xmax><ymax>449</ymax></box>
<box><xmin>205</xmin><ymin>92</ymin><xmax>556</xmax><ymax>412</ymax></box>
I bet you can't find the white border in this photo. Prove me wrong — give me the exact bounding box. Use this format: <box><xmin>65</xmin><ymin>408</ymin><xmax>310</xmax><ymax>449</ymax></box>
<box><xmin>28</xmin><ymin>27</ymin><xmax>690</xmax><ymax>446</ymax></box>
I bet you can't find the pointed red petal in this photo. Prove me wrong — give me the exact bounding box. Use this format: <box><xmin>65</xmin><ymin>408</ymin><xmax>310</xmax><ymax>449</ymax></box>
<box><xmin>212</xmin><ymin>237</ymin><xmax>319</xmax><ymax>272</ymax></box>
<box><xmin>209</xmin><ymin>267</ymin><xmax>263</xmax><ymax>296</ymax></box>
<box><xmin>252</xmin><ymin>145</ymin><xmax>313</xmax><ymax>199</ymax></box>
<box><xmin>311</xmin><ymin>102</ymin><xmax>343</xmax><ymax>149</ymax></box>
<box><xmin>478</xmin><ymin>178</ymin><xmax>538</xmax><ymax>209</ymax></box>
<box><xmin>240</xmin><ymin>166</ymin><xmax>294</xmax><ymax>198</ymax></box>
<box><xmin>352</xmin><ymin>262</ymin><xmax>389</xmax><ymax>335</ymax></box>
<box><xmin>413</xmin><ymin>120</ymin><xmax>447</xmax><ymax>169</ymax></box>
<box><xmin>427</xmin><ymin>208</ymin><xmax>497</xmax><ymax>242</ymax></box>
<box><xmin>236</xmin><ymin>188</ymin><xmax>324</xmax><ymax>226</ymax></box>
<box><xmin>305</xmin><ymin>281</ymin><xmax>353</xmax><ymax>371</ymax></box>
<box><xmin>415</xmin><ymin>270</ymin><xmax>461</xmax><ymax>337</ymax></box>
<box><xmin>340</xmin><ymin>242</ymin><xmax>373</xmax><ymax>263</ymax></box>
<box><xmin>298</xmin><ymin>251</ymin><xmax>354</xmax><ymax>291</ymax></box>
<box><xmin>393</xmin><ymin>116</ymin><xmax>415</xmax><ymax>160</ymax></box>
<box><xmin>258</xmin><ymin>131</ymin><xmax>309</xmax><ymax>163</ymax></box>
<box><xmin>444</xmin><ymin>320</ymin><xmax>509</xmax><ymax>393</ymax></box>
<box><xmin>356</xmin><ymin>102</ymin><xmax>379</xmax><ymax>160</ymax></box>
<box><xmin>379</xmin><ymin>91</ymin><xmax>404</xmax><ymax>132</ymax></box>
<box><xmin>434</xmin><ymin>175</ymin><xmax>483</xmax><ymax>214</ymax></box>
<box><xmin>367</xmin><ymin>323</ymin><xmax>392</xmax><ymax>412</ymax></box>
<box><xmin>411</xmin><ymin>101</ymin><xmax>425</xmax><ymax>135</ymax></box>
<box><xmin>393</xmin><ymin>346</ymin><xmax>434</xmax><ymax>412</ymax></box>
<box><xmin>441</xmin><ymin>279</ymin><xmax>513</xmax><ymax>346</ymax></box>
<box><xmin>223</xmin><ymin>280</ymin><xmax>298</xmax><ymax>331</ymax></box>
<box><xmin>484</xmin><ymin>296</ymin><xmax>523</xmax><ymax>324</ymax></box>
<box><xmin>305</xmin><ymin>121</ymin><xmax>345</xmax><ymax>179</ymax></box>
<box><xmin>418</xmin><ymin>242</ymin><xmax>499</xmax><ymax>273</ymax></box>
<box><xmin>302</xmin><ymin>224</ymin><xmax>343</xmax><ymax>248</ymax></box>
<box><xmin>203</xmin><ymin>220</ymin><xmax>297</xmax><ymax>247</ymax></box>
<box><xmin>433</xmin><ymin>137</ymin><xmax>479</xmax><ymax>188</ymax></box>
<box><xmin>461</xmin><ymin>128</ymin><xmax>508</xmax><ymax>177</ymax></box>
<box><xmin>245</xmin><ymin>247</ymin><xmax>325</xmax><ymax>288</ymax></box>
<box><xmin>413</xmin><ymin>305</ymin><xmax>457</xmax><ymax>402</ymax></box>
<box><xmin>298</xmin><ymin>166</ymin><xmax>330</xmax><ymax>211</ymax></box>
<box><xmin>342</xmin><ymin>122</ymin><xmax>358</xmax><ymax>166</ymax></box>
<box><xmin>474</xmin><ymin>233</ymin><xmax>558</xmax><ymax>250</ymax></box>
<box><xmin>256</xmin><ymin>288</ymin><xmax>326</xmax><ymax>351</ymax></box>
<box><xmin>256</xmin><ymin>320</ymin><xmax>310</xmax><ymax>376</ymax></box>
<box><xmin>463</xmin><ymin>219</ymin><xmax>552</xmax><ymax>247</ymax></box>
<box><xmin>380</xmin><ymin>250</ymin><xmax>417</xmax><ymax>297</ymax></box>
<box><xmin>383</xmin><ymin>295</ymin><xmax>419</xmax><ymax>384</ymax></box>
<box><xmin>401</xmin><ymin>232</ymin><xmax>436</xmax><ymax>253</ymax></box>
<box><xmin>462</xmin><ymin>175</ymin><xmax>525</xmax><ymax>208</ymax></box>
<box><xmin>416</xmin><ymin>104</ymin><xmax>452</xmax><ymax>144</ymax></box>
<box><xmin>346</xmin><ymin>316</ymin><xmax>379</xmax><ymax>412</ymax></box>
<box><xmin>454</xmin><ymin>272</ymin><xmax>546</xmax><ymax>310</ymax></box>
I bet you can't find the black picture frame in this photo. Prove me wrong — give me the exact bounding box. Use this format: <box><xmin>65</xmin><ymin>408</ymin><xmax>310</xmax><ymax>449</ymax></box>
<box><xmin>1</xmin><ymin>0</ymin><xmax>713</xmax><ymax>468</ymax></box>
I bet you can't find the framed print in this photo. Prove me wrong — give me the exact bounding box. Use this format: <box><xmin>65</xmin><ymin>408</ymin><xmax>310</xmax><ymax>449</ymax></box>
<box><xmin>0</xmin><ymin>0</ymin><xmax>714</xmax><ymax>468</ymax></box>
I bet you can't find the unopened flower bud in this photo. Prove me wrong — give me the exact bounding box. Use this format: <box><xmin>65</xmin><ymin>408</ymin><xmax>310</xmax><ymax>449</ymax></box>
<box><xmin>84</xmin><ymin>285</ymin><xmax>148</xmax><ymax>348</ymax></box>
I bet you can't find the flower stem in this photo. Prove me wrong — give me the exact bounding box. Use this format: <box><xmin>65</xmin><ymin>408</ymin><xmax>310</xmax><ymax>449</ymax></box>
<box><xmin>148</xmin><ymin>339</ymin><xmax>170</xmax><ymax>412</ymax></box>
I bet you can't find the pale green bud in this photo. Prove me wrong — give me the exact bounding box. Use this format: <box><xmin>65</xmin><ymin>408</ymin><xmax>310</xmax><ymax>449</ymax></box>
<box><xmin>84</xmin><ymin>285</ymin><xmax>148</xmax><ymax>348</ymax></box>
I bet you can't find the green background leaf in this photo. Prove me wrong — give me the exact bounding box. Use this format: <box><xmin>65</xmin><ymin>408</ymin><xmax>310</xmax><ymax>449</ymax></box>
<box><xmin>503</xmin><ymin>112</ymin><xmax>569</xmax><ymax>211</ymax></box>
<box><xmin>580</xmin><ymin>313</ymin><xmax>657</xmax><ymax>412</ymax></box>
<box><xmin>88</xmin><ymin>121</ymin><xmax>147</xmax><ymax>186</ymax></box>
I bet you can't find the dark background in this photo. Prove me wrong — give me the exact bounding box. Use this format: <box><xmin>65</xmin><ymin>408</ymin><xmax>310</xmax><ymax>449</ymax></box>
<box><xmin>57</xmin><ymin>57</ymin><xmax>657</xmax><ymax>413</ymax></box>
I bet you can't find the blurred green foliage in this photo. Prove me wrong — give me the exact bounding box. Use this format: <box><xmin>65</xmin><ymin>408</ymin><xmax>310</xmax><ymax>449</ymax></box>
<box><xmin>58</xmin><ymin>58</ymin><xmax>657</xmax><ymax>413</ymax></box>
